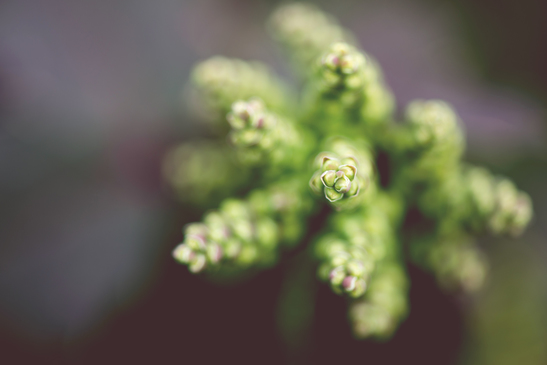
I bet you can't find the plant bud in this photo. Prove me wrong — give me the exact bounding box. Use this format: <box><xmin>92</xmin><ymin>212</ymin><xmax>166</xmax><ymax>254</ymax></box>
<box><xmin>405</xmin><ymin>100</ymin><xmax>459</xmax><ymax>147</ymax></box>
<box><xmin>347</xmin><ymin>260</ymin><xmax>366</xmax><ymax>277</ymax></box>
<box><xmin>350</xmin><ymin>278</ymin><xmax>367</xmax><ymax>298</ymax></box>
<box><xmin>331</xmin><ymin>253</ymin><xmax>350</xmax><ymax>267</ymax></box>
<box><xmin>189</xmin><ymin>254</ymin><xmax>207</xmax><ymax>273</ymax></box>
<box><xmin>321</xmin><ymin>170</ymin><xmax>337</xmax><ymax>187</ymax></box>
<box><xmin>334</xmin><ymin>175</ymin><xmax>352</xmax><ymax>193</ymax></box>
<box><xmin>184</xmin><ymin>223</ymin><xmax>208</xmax><ymax>239</ymax></box>
<box><xmin>322</xmin><ymin>42</ymin><xmax>365</xmax><ymax>75</ymax></box>
<box><xmin>172</xmin><ymin>244</ymin><xmax>194</xmax><ymax>263</ymax></box>
<box><xmin>185</xmin><ymin>235</ymin><xmax>207</xmax><ymax>251</ymax></box>
<box><xmin>329</xmin><ymin>266</ymin><xmax>346</xmax><ymax>286</ymax></box>
<box><xmin>237</xmin><ymin>246</ymin><xmax>259</xmax><ymax>265</ymax></box>
<box><xmin>227</xmin><ymin>101</ymin><xmax>252</xmax><ymax>129</ymax></box>
<box><xmin>342</xmin><ymin>276</ymin><xmax>357</xmax><ymax>291</ymax></box>
<box><xmin>224</xmin><ymin>238</ymin><xmax>242</xmax><ymax>259</ymax></box>
<box><xmin>325</xmin><ymin>187</ymin><xmax>344</xmax><ymax>202</ymax></box>
<box><xmin>338</xmin><ymin>164</ymin><xmax>357</xmax><ymax>180</ymax></box>
<box><xmin>346</xmin><ymin>177</ymin><xmax>361</xmax><ymax>197</ymax></box>
<box><xmin>509</xmin><ymin>193</ymin><xmax>533</xmax><ymax>236</ymax></box>
<box><xmin>322</xmin><ymin>156</ymin><xmax>340</xmax><ymax>172</ymax></box>
<box><xmin>206</xmin><ymin>243</ymin><xmax>223</xmax><ymax>263</ymax></box>
<box><xmin>221</xmin><ymin>200</ymin><xmax>249</xmax><ymax>220</ymax></box>
<box><xmin>231</xmin><ymin>219</ymin><xmax>254</xmax><ymax>242</ymax></box>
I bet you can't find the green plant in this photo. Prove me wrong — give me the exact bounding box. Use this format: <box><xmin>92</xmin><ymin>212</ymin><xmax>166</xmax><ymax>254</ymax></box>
<box><xmin>165</xmin><ymin>3</ymin><xmax>532</xmax><ymax>340</ymax></box>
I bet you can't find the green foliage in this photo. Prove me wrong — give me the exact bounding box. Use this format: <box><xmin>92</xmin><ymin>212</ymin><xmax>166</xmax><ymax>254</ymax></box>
<box><xmin>167</xmin><ymin>3</ymin><xmax>533</xmax><ymax>340</ymax></box>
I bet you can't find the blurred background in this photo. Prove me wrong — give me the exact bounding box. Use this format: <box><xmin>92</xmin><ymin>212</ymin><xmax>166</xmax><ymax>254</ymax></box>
<box><xmin>0</xmin><ymin>0</ymin><xmax>546</xmax><ymax>364</ymax></box>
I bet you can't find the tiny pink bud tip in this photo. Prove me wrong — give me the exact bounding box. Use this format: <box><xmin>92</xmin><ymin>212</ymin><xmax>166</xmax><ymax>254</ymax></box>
<box><xmin>256</xmin><ymin>117</ymin><xmax>264</xmax><ymax>128</ymax></box>
<box><xmin>342</xmin><ymin>276</ymin><xmax>357</xmax><ymax>291</ymax></box>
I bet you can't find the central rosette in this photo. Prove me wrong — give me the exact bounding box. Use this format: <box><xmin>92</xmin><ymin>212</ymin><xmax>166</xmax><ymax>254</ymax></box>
<box><xmin>309</xmin><ymin>150</ymin><xmax>369</xmax><ymax>205</ymax></box>
<box><xmin>320</xmin><ymin>156</ymin><xmax>359</xmax><ymax>202</ymax></box>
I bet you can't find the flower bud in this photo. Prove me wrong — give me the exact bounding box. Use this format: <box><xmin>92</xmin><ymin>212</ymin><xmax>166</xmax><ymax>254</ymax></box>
<box><xmin>346</xmin><ymin>176</ymin><xmax>361</xmax><ymax>197</ymax></box>
<box><xmin>347</xmin><ymin>260</ymin><xmax>366</xmax><ymax>277</ymax></box>
<box><xmin>342</xmin><ymin>275</ymin><xmax>357</xmax><ymax>291</ymax></box>
<box><xmin>206</xmin><ymin>243</ymin><xmax>223</xmax><ymax>263</ymax></box>
<box><xmin>184</xmin><ymin>223</ymin><xmax>208</xmax><ymax>239</ymax></box>
<box><xmin>509</xmin><ymin>193</ymin><xmax>532</xmax><ymax>236</ymax></box>
<box><xmin>237</xmin><ymin>246</ymin><xmax>259</xmax><ymax>266</ymax></box>
<box><xmin>329</xmin><ymin>266</ymin><xmax>346</xmax><ymax>286</ymax></box>
<box><xmin>322</xmin><ymin>42</ymin><xmax>365</xmax><ymax>75</ymax></box>
<box><xmin>321</xmin><ymin>170</ymin><xmax>337</xmax><ymax>187</ymax></box>
<box><xmin>405</xmin><ymin>99</ymin><xmax>459</xmax><ymax>147</ymax></box>
<box><xmin>221</xmin><ymin>200</ymin><xmax>249</xmax><ymax>220</ymax></box>
<box><xmin>338</xmin><ymin>164</ymin><xmax>357</xmax><ymax>181</ymax></box>
<box><xmin>322</xmin><ymin>156</ymin><xmax>340</xmax><ymax>172</ymax></box>
<box><xmin>189</xmin><ymin>254</ymin><xmax>207</xmax><ymax>273</ymax></box>
<box><xmin>231</xmin><ymin>219</ymin><xmax>254</xmax><ymax>242</ymax></box>
<box><xmin>334</xmin><ymin>175</ymin><xmax>352</xmax><ymax>193</ymax></box>
<box><xmin>227</xmin><ymin>101</ymin><xmax>252</xmax><ymax>129</ymax></box>
<box><xmin>224</xmin><ymin>238</ymin><xmax>242</xmax><ymax>259</ymax></box>
<box><xmin>318</xmin><ymin>42</ymin><xmax>370</xmax><ymax>93</ymax></box>
<box><xmin>331</xmin><ymin>253</ymin><xmax>350</xmax><ymax>267</ymax></box>
<box><xmin>185</xmin><ymin>235</ymin><xmax>207</xmax><ymax>251</ymax></box>
<box><xmin>350</xmin><ymin>278</ymin><xmax>367</xmax><ymax>298</ymax></box>
<box><xmin>172</xmin><ymin>244</ymin><xmax>194</xmax><ymax>263</ymax></box>
<box><xmin>204</xmin><ymin>212</ymin><xmax>229</xmax><ymax>242</ymax></box>
<box><xmin>325</xmin><ymin>187</ymin><xmax>344</xmax><ymax>202</ymax></box>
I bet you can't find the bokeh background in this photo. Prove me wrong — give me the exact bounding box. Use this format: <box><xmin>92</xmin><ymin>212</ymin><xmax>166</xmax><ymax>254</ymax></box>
<box><xmin>0</xmin><ymin>0</ymin><xmax>546</xmax><ymax>364</ymax></box>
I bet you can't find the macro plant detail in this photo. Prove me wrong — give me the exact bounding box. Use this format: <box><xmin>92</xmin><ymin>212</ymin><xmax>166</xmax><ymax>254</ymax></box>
<box><xmin>165</xmin><ymin>3</ymin><xmax>533</xmax><ymax>340</ymax></box>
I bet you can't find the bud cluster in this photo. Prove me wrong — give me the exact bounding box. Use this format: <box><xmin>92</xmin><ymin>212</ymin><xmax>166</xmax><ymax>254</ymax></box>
<box><xmin>314</xmin><ymin>42</ymin><xmax>394</xmax><ymax>126</ymax></box>
<box><xmin>268</xmin><ymin>3</ymin><xmax>353</xmax><ymax>74</ymax></box>
<box><xmin>309</xmin><ymin>155</ymin><xmax>362</xmax><ymax>202</ymax></box>
<box><xmin>349</xmin><ymin>263</ymin><xmax>408</xmax><ymax>339</ymax></box>
<box><xmin>319</xmin><ymin>42</ymin><xmax>369</xmax><ymax>91</ymax></box>
<box><xmin>173</xmin><ymin>180</ymin><xmax>313</xmax><ymax>273</ymax></box>
<box><xmin>392</xmin><ymin>100</ymin><xmax>465</xmax><ymax>193</ymax></box>
<box><xmin>393</xmin><ymin>100</ymin><xmax>532</xmax><ymax>290</ymax></box>
<box><xmin>315</xmin><ymin>234</ymin><xmax>372</xmax><ymax>298</ymax></box>
<box><xmin>405</xmin><ymin>100</ymin><xmax>462</xmax><ymax>149</ymax></box>
<box><xmin>315</xmin><ymin>204</ymin><xmax>397</xmax><ymax>300</ymax></box>
<box><xmin>484</xmin><ymin>177</ymin><xmax>532</xmax><ymax>236</ymax></box>
<box><xmin>226</xmin><ymin>98</ymin><xmax>309</xmax><ymax>169</ymax></box>
<box><xmin>167</xmin><ymin>2</ymin><xmax>534</xmax><ymax>342</ymax></box>
<box><xmin>173</xmin><ymin>200</ymin><xmax>279</xmax><ymax>273</ymax></box>
<box><xmin>431</xmin><ymin>166</ymin><xmax>535</xmax><ymax>236</ymax></box>
<box><xmin>411</xmin><ymin>233</ymin><xmax>488</xmax><ymax>292</ymax></box>
<box><xmin>309</xmin><ymin>138</ymin><xmax>374</xmax><ymax>209</ymax></box>
<box><xmin>248</xmin><ymin>178</ymin><xmax>314</xmax><ymax>245</ymax></box>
